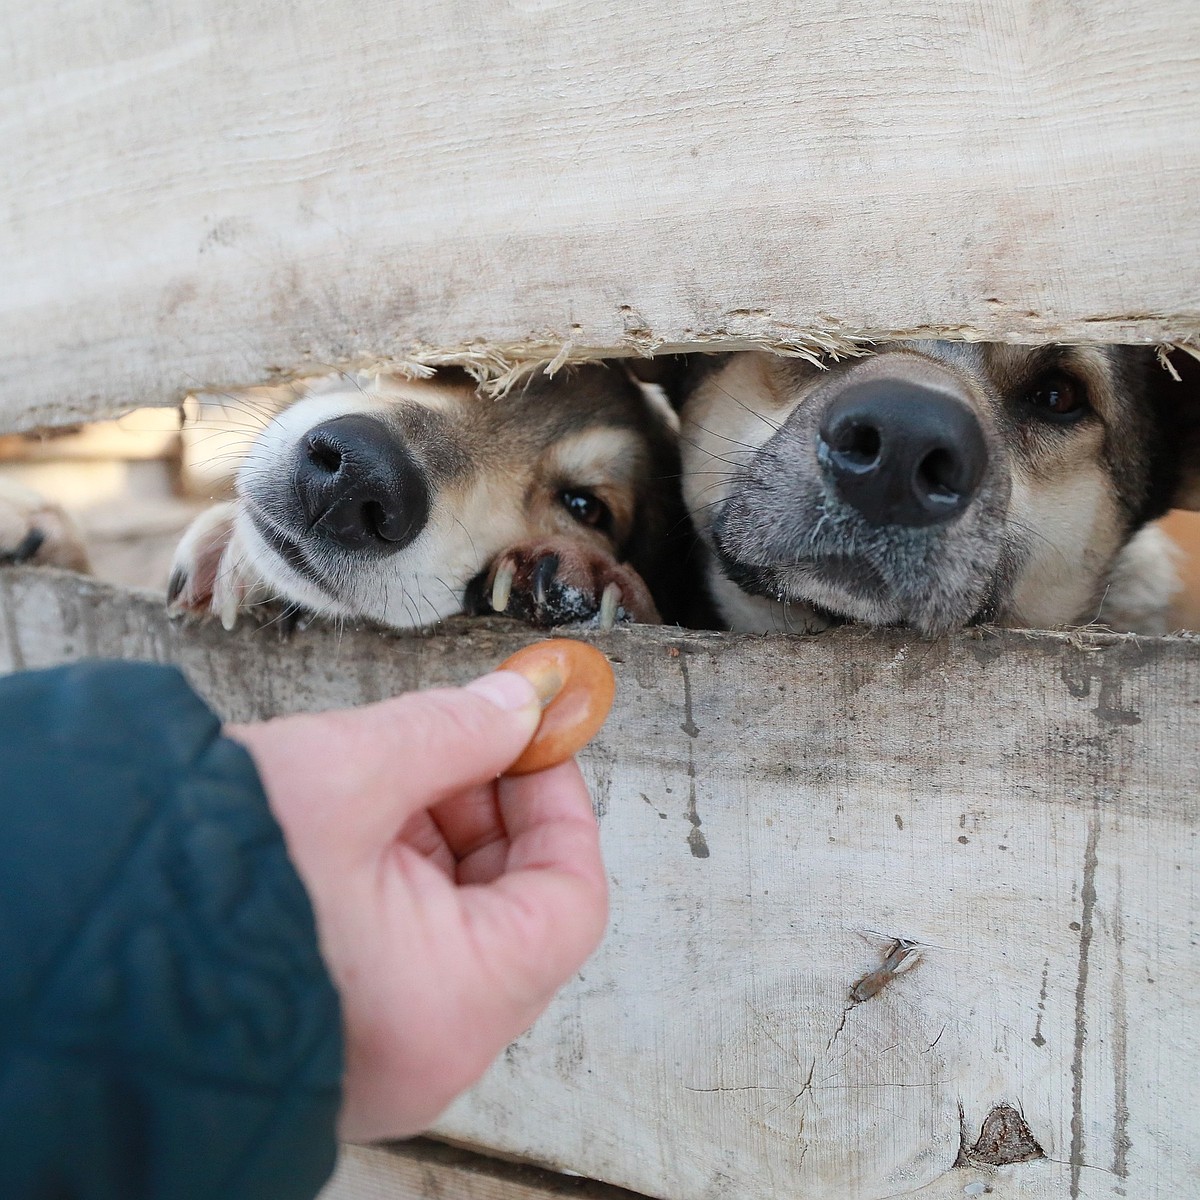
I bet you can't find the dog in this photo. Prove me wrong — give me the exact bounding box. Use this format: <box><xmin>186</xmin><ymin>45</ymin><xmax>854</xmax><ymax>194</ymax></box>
<box><xmin>168</xmin><ymin>364</ymin><xmax>687</xmax><ymax>632</ymax></box>
<box><xmin>0</xmin><ymin>478</ymin><xmax>90</xmax><ymax>573</ymax></box>
<box><xmin>678</xmin><ymin>343</ymin><xmax>1200</xmax><ymax>635</ymax></box>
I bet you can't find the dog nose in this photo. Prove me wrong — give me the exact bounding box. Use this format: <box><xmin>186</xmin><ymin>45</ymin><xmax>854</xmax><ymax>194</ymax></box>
<box><xmin>817</xmin><ymin>380</ymin><xmax>987</xmax><ymax>527</ymax></box>
<box><xmin>294</xmin><ymin>415</ymin><xmax>429</xmax><ymax>552</ymax></box>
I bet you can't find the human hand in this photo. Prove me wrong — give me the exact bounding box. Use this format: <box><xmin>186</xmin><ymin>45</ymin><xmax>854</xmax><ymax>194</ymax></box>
<box><xmin>228</xmin><ymin>670</ymin><xmax>608</xmax><ymax>1141</ymax></box>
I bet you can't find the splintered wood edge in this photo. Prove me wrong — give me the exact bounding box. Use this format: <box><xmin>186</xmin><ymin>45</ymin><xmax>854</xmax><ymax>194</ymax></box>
<box><xmin>5</xmin><ymin>331</ymin><xmax>1200</xmax><ymax>437</ymax></box>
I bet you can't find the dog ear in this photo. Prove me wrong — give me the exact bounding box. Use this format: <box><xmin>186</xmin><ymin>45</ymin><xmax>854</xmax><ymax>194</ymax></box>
<box><xmin>1155</xmin><ymin>347</ymin><xmax>1200</xmax><ymax>510</ymax></box>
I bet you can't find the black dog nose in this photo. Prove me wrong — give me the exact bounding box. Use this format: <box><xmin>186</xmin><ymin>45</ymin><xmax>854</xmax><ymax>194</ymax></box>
<box><xmin>817</xmin><ymin>380</ymin><xmax>988</xmax><ymax>527</ymax></box>
<box><xmin>294</xmin><ymin>414</ymin><xmax>429</xmax><ymax>553</ymax></box>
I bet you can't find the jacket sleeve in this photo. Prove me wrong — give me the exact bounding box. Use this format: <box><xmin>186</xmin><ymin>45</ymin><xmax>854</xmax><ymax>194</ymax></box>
<box><xmin>0</xmin><ymin>661</ymin><xmax>343</xmax><ymax>1200</ymax></box>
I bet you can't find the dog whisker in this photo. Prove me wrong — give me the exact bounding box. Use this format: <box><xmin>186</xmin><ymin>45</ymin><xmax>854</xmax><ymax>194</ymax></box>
<box><xmin>676</xmin><ymin>433</ymin><xmax>755</xmax><ymax>469</ymax></box>
<box><xmin>684</xmin><ymin>418</ymin><xmax>764</xmax><ymax>455</ymax></box>
<box><xmin>710</xmin><ymin>380</ymin><xmax>784</xmax><ymax>434</ymax></box>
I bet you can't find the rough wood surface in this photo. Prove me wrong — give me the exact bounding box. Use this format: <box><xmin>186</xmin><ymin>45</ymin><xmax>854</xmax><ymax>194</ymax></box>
<box><xmin>3</xmin><ymin>567</ymin><xmax>1198</xmax><ymax>1199</ymax></box>
<box><xmin>4</xmin><ymin>1</ymin><xmax>1200</xmax><ymax>432</ymax></box>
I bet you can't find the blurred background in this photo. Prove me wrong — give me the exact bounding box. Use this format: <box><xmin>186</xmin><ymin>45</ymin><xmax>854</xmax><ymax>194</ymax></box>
<box><xmin>0</xmin><ymin>395</ymin><xmax>272</xmax><ymax>592</ymax></box>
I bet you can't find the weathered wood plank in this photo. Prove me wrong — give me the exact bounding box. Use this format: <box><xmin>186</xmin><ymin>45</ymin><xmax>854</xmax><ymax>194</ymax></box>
<box><xmin>3</xmin><ymin>567</ymin><xmax>1198</xmax><ymax>1198</ymax></box>
<box><xmin>4</xmin><ymin>1</ymin><xmax>1200</xmax><ymax>432</ymax></box>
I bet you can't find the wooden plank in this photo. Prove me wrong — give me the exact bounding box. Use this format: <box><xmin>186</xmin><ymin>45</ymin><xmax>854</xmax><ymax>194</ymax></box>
<box><xmin>318</xmin><ymin>1140</ymin><xmax>649</xmax><ymax>1200</ymax></box>
<box><xmin>4</xmin><ymin>1</ymin><xmax>1200</xmax><ymax>433</ymax></box>
<box><xmin>2</xmin><ymin>567</ymin><xmax>1199</xmax><ymax>1198</ymax></box>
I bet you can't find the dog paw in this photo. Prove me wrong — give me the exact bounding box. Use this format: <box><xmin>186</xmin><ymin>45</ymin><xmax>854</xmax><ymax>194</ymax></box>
<box><xmin>168</xmin><ymin>503</ymin><xmax>296</xmax><ymax>633</ymax></box>
<box><xmin>469</xmin><ymin>538</ymin><xmax>661</xmax><ymax>629</ymax></box>
<box><xmin>0</xmin><ymin>480</ymin><xmax>89</xmax><ymax>572</ymax></box>
<box><xmin>167</xmin><ymin>503</ymin><xmax>236</xmax><ymax>618</ymax></box>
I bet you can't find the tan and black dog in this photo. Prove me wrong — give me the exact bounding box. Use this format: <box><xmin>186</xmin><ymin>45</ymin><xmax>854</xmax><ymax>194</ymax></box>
<box><xmin>167</xmin><ymin>364</ymin><xmax>687</xmax><ymax>631</ymax></box>
<box><xmin>677</xmin><ymin>343</ymin><xmax>1200</xmax><ymax>635</ymax></box>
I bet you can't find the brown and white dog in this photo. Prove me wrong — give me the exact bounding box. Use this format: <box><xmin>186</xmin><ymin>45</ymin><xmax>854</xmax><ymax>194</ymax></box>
<box><xmin>678</xmin><ymin>343</ymin><xmax>1200</xmax><ymax>635</ymax></box>
<box><xmin>0</xmin><ymin>478</ymin><xmax>89</xmax><ymax>574</ymax></box>
<box><xmin>167</xmin><ymin>365</ymin><xmax>687</xmax><ymax>632</ymax></box>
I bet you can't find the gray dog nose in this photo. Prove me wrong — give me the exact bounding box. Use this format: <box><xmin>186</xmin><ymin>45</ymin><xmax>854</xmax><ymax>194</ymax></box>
<box><xmin>817</xmin><ymin>381</ymin><xmax>987</xmax><ymax>527</ymax></box>
<box><xmin>294</xmin><ymin>414</ymin><xmax>429</xmax><ymax>553</ymax></box>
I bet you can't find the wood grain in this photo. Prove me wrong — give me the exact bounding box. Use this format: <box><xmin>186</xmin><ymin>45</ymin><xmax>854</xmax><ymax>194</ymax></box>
<box><xmin>2</xmin><ymin>567</ymin><xmax>1197</xmax><ymax>1197</ymax></box>
<box><xmin>3</xmin><ymin>1</ymin><xmax>1200</xmax><ymax>432</ymax></box>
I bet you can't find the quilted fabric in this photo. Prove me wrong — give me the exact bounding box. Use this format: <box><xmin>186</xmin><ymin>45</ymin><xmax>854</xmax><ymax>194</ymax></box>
<box><xmin>0</xmin><ymin>662</ymin><xmax>342</xmax><ymax>1200</ymax></box>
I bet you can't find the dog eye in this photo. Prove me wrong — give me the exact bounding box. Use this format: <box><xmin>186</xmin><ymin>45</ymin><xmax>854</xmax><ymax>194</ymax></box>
<box><xmin>560</xmin><ymin>489</ymin><xmax>612</xmax><ymax>532</ymax></box>
<box><xmin>1025</xmin><ymin>371</ymin><xmax>1088</xmax><ymax>422</ymax></box>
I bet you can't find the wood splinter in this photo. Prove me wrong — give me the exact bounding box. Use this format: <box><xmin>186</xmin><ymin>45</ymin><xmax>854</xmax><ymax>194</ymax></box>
<box><xmin>850</xmin><ymin>937</ymin><xmax>922</xmax><ymax>1002</ymax></box>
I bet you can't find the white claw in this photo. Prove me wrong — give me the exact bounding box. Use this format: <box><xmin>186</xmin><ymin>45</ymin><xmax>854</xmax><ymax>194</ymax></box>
<box><xmin>598</xmin><ymin>581</ymin><xmax>621</xmax><ymax>631</ymax></box>
<box><xmin>220</xmin><ymin>590</ymin><xmax>239</xmax><ymax>632</ymax></box>
<box><xmin>491</xmin><ymin>563</ymin><xmax>514</xmax><ymax>613</ymax></box>
<box><xmin>216</xmin><ymin>572</ymin><xmax>239</xmax><ymax>632</ymax></box>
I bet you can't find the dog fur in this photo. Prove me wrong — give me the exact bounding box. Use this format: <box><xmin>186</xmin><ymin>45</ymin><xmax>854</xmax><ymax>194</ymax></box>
<box><xmin>678</xmin><ymin>343</ymin><xmax>1200</xmax><ymax>635</ymax></box>
<box><xmin>168</xmin><ymin>365</ymin><xmax>686</xmax><ymax>632</ymax></box>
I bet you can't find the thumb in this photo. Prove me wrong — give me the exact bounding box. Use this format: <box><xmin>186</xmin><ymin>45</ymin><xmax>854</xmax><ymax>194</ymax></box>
<box><xmin>231</xmin><ymin>670</ymin><xmax>542</xmax><ymax>862</ymax></box>
<box><xmin>331</xmin><ymin>670</ymin><xmax>546</xmax><ymax>850</ymax></box>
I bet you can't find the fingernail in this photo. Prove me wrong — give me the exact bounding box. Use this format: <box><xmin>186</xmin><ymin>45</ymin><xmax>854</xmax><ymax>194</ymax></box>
<box><xmin>465</xmin><ymin>670</ymin><xmax>540</xmax><ymax>712</ymax></box>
